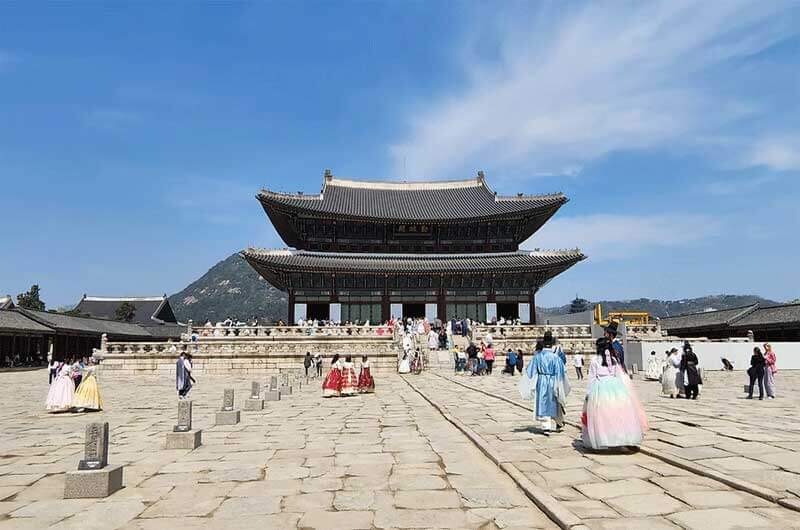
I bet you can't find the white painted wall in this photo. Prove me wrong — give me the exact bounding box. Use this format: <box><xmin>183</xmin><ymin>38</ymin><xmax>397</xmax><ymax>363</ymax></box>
<box><xmin>628</xmin><ymin>340</ymin><xmax>800</xmax><ymax>371</ymax></box>
<box><xmin>390</xmin><ymin>304</ymin><xmax>403</xmax><ymax>320</ymax></box>
<box><xmin>425</xmin><ymin>303</ymin><xmax>437</xmax><ymax>322</ymax></box>
<box><xmin>519</xmin><ymin>303</ymin><xmax>530</xmax><ymax>324</ymax></box>
<box><xmin>294</xmin><ymin>303</ymin><xmax>307</xmax><ymax>324</ymax></box>
<box><xmin>330</xmin><ymin>303</ymin><xmax>341</xmax><ymax>323</ymax></box>
<box><xmin>486</xmin><ymin>303</ymin><xmax>497</xmax><ymax>322</ymax></box>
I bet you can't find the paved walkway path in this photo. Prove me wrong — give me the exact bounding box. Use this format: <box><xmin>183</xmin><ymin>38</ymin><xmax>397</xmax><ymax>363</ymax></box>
<box><xmin>0</xmin><ymin>370</ymin><xmax>556</xmax><ymax>530</ymax></box>
<box><xmin>418</xmin><ymin>368</ymin><xmax>800</xmax><ymax>529</ymax></box>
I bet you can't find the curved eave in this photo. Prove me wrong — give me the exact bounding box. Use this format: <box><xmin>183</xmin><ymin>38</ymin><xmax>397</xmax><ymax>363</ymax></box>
<box><xmin>257</xmin><ymin>189</ymin><xmax>567</xmax><ymax>224</ymax></box>
<box><xmin>241</xmin><ymin>248</ymin><xmax>585</xmax><ymax>291</ymax></box>
<box><xmin>258</xmin><ymin>191</ymin><xmax>568</xmax><ymax>248</ymax></box>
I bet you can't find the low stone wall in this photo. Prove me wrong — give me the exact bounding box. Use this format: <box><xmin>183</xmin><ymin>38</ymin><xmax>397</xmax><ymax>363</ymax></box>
<box><xmin>482</xmin><ymin>337</ymin><xmax>596</xmax><ymax>355</ymax></box>
<box><xmin>96</xmin><ymin>336</ymin><xmax>401</xmax><ymax>377</ymax></box>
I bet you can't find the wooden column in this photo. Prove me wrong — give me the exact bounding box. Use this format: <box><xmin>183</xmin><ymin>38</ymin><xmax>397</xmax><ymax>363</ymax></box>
<box><xmin>288</xmin><ymin>289</ymin><xmax>295</xmax><ymax>325</ymax></box>
<box><xmin>529</xmin><ymin>290</ymin><xmax>537</xmax><ymax>325</ymax></box>
<box><xmin>437</xmin><ymin>276</ymin><xmax>446</xmax><ymax>321</ymax></box>
<box><xmin>381</xmin><ymin>275</ymin><xmax>390</xmax><ymax>323</ymax></box>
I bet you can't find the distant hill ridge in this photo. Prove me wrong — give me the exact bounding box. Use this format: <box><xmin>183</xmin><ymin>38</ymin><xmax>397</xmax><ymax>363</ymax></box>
<box><xmin>168</xmin><ymin>253</ymin><xmax>781</xmax><ymax>323</ymax></box>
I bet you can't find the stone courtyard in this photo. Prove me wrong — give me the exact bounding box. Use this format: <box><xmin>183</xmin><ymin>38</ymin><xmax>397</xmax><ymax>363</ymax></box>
<box><xmin>1</xmin><ymin>366</ymin><xmax>799</xmax><ymax>529</ymax></box>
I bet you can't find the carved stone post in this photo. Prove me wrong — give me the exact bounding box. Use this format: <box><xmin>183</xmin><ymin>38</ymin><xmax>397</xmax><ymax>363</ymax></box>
<box><xmin>64</xmin><ymin>422</ymin><xmax>123</xmax><ymax>498</ymax></box>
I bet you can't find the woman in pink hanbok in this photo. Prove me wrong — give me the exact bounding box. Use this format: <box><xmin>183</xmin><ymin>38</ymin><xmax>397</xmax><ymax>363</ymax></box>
<box><xmin>46</xmin><ymin>361</ymin><xmax>76</xmax><ymax>412</ymax></box>
<box><xmin>764</xmin><ymin>343</ymin><xmax>777</xmax><ymax>399</ymax></box>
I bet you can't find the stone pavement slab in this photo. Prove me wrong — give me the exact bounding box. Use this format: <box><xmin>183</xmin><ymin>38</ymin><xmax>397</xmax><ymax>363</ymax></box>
<box><xmin>0</xmin><ymin>370</ymin><xmax>558</xmax><ymax>530</ymax></box>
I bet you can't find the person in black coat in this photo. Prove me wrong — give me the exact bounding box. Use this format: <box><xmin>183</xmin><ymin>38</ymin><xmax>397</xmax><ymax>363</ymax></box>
<box><xmin>747</xmin><ymin>347</ymin><xmax>766</xmax><ymax>400</ymax></box>
<box><xmin>680</xmin><ymin>344</ymin><xmax>702</xmax><ymax>400</ymax></box>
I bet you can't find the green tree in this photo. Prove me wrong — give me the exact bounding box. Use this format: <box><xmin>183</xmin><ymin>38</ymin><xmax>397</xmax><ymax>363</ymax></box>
<box><xmin>17</xmin><ymin>284</ymin><xmax>45</xmax><ymax>311</ymax></box>
<box><xmin>115</xmin><ymin>301</ymin><xmax>137</xmax><ymax>322</ymax></box>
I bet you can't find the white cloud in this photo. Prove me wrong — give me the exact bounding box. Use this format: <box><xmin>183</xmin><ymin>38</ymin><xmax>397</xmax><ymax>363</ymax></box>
<box><xmin>744</xmin><ymin>136</ymin><xmax>800</xmax><ymax>171</ymax></box>
<box><xmin>390</xmin><ymin>1</ymin><xmax>798</xmax><ymax>178</ymax></box>
<box><xmin>526</xmin><ymin>213</ymin><xmax>722</xmax><ymax>260</ymax></box>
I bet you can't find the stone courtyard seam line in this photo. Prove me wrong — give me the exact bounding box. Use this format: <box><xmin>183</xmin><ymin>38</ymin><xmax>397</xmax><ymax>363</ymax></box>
<box><xmin>399</xmin><ymin>374</ymin><xmax>582</xmax><ymax>530</ymax></box>
<box><xmin>432</xmin><ymin>372</ymin><xmax>800</xmax><ymax>513</ymax></box>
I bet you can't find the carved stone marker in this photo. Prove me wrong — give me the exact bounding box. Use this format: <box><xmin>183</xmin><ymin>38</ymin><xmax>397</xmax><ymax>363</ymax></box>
<box><xmin>166</xmin><ymin>400</ymin><xmax>202</xmax><ymax>449</ymax></box>
<box><xmin>216</xmin><ymin>389</ymin><xmax>240</xmax><ymax>425</ymax></box>
<box><xmin>222</xmin><ymin>388</ymin><xmax>235</xmax><ymax>411</ymax></box>
<box><xmin>64</xmin><ymin>422</ymin><xmax>123</xmax><ymax>498</ymax></box>
<box><xmin>174</xmin><ymin>399</ymin><xmax>192</xmax><ymax>432</ymax></box>
<box><xmin>244</xmin><ymin>381</ymin><xmax>264</xmax><ymax>411</ymax></box>
<box><xmin>78</xmin><ymin>422</ymin><xmax>109</xmax><ymax>470</ymax></box>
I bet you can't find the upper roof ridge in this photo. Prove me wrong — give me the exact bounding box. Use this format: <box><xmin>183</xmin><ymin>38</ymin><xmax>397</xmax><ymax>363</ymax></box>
<box><xmin>325</xmin><ymin>176</ymin><xmax>484</xmax><ymax>191</ymax></box>
<box><xmin>82</xmin><ymin>295</ymin><xmax>166</xmax><ymax>302</ymax></box>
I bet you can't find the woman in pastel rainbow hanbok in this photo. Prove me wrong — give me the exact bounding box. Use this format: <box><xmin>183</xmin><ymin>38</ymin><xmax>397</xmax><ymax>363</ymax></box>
<box><xmin>46</xmin><ymin>361</ymin><xmax>76</xmax><ymax>412</ymax></box>
<box><xmin>72</xmin><ymin>364</ymin><xmax>103</xmax><ymax>411</ymax></box>
<box><xmin>582</xmin><ymin>338</ymin><xmax>648</xmax><ymax>450</ymax></box>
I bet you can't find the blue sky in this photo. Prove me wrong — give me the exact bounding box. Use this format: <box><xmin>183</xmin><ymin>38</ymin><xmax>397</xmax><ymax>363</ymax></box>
<box><xmin>1</xmin><ymin>1</ymin><xmax>798</xmax><ymax>309</ymax></box>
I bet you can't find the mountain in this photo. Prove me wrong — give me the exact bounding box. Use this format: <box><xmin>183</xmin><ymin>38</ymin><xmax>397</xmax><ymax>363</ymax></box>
<box><xmin>169</xmin><ymin>253</ymin><xmax>287</xmax><ymax>323</ymax></box>
<box><xmin>538</xmin><ymin>295</ymin><xmax>781</xmax><ymax>319</ymax></box>
<box><xmin>168</xmin><ymin>253</ymin><xmax>782</xmax><ymax>323</ymax></box>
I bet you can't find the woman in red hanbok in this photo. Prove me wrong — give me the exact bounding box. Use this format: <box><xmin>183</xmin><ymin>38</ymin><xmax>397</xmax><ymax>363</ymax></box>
<box><xmin>358</xmin><ymin>355</ymin><xmax>375</xmax><ymax>393</ymax></box>
<box><xmin>322</xmin><ymin>354</ymin><xmax>343</xmax><ymax>397</ymax></box>
<box><xmin>340</xmin><ymin>355</ymin><xmax>358</xmax><ymax>396</ymax></box>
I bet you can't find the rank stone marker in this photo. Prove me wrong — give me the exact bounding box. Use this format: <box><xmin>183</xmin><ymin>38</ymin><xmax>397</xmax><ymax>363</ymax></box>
<box><xmin>265</xmin><ymin>376</ymin><xmax>281</xmax><ymax>401</ymax></box>
<box><xmin>64</xmin><ymin>422</ymin><xmax>124</xmax><ymax>498</ymax></box>
<box><xmin>279</xmin><ymin>375</ymin><xmax>293</xmax><ymax>396</ymax></box>
<box><xmin>79</xmin><ymin>421</ymin><xmax>109</xmax><ymax>470</ymax></box>
<box><xmin>215</xmin><ymin>388</ymin><xmax>241</xmax><ymax>425</ymax></box>
<box><xmin>244</xmin><ymin>381</ymin><xmax>264</xmax><ymax>411</ymax></box>
<box><xmin>165</xmin><ymin>400</ymin><xmax>202</xmax><ymax>449</ymax></box>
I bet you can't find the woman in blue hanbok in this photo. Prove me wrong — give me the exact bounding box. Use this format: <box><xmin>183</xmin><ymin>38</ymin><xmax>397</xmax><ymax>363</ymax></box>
<box><xmin>518</xmin><ymin>332</ymin><xmax>570</xmax><ymax>432</ymax></box>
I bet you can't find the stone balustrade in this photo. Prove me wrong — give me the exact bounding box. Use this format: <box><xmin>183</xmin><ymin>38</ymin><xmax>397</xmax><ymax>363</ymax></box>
<box><xmin>625</xmin><ymin>323</ymin><xmax>664</xmax><ymax>339</ymax></box>
<box><xmin>470</xmin><ymin>324</ymin><xmax>595</xmax><ymax>354</ymax></box>
<box><xmin>473</xmin><ymin>324</ymin><xmax>592</xmax><ymax>340</ymax></box>
<box><xmin>188</xmin><ymin>324</ymin><xmax>396</xmax><ymax>340</ymax></box>
<box><xmin>96</xmin><ymin>333</ymin><xmax>401</xmax><ymax>376</ymax></box>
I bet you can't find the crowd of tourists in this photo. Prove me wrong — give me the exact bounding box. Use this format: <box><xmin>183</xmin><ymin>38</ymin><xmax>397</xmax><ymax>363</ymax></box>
<box><xmin>321</xmin><ymin>354</ymin><xmax>375</xmax><ymax>397</ymax></box>
<box><xmin>45</xmin><ymin>356</ymin><xmax>103</xmax><ymax>412</ymax></box>
<box><xmin>4</xmin><ymin>351</ymin><xmax>47</xmax><ymax>368</ymax></box>
<box><xmin>643</xmin><ymin>340</ymin><xmax>778</xmax><ymax>400</ymax></box>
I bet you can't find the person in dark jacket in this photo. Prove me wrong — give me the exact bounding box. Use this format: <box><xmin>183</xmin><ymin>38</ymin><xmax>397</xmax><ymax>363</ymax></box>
<box><xmin>680</xmin><ymin>344</ymin><xmax>702</xmax><ymax>399</ymax></box>
<box><xmin>516</xmin><ymin>349</ymin><xmax>524</xmax><ymax>374</ymax></box>
<box><xmin>303</xmin><ymin>352</ymin><xmax>313</xmax><ymax>377</ymax></box>
<box><xmin>747</xmin><ymin>347</ymin><xmax>766</xmax><ymax>400</ymax></box>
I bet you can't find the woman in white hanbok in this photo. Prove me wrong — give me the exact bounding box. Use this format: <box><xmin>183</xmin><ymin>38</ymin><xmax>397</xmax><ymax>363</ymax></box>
<box><xmin>661</xmin><ymin>349</ymin><xmax>682</xmax><ymax>398</ymax></box>
<box><xmin>398</xmin><ymin>352</ymin><xmax>411</xmax><ymax>374</ymax></box>
<box><xmin>645</xmin><ymin>351</ymin><xmax>663</xmax><ymax>381</ymax></box>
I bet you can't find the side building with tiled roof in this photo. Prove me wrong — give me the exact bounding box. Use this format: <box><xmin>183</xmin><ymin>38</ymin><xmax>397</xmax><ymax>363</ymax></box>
<box><xmin>74</xmin><ymin>294</ymin><xmax>183</xmax><ymax>339</ymax></box>
<box><xmin>0</xmin><ymin>306</ymin><xmax>183</xmax><ymax>367</ymax></box>
<box><xmin>243</xmin><ymin>170</ymin><xmax>585</xmax><ymax>324</ymax></box>
<box><xmin>660</xmin><ymin>303</ymin><xmax>800</xmax><ymax>341</ymax></box>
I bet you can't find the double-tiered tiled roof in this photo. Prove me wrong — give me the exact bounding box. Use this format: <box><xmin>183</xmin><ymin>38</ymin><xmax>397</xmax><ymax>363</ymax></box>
<box><xmin>258</xmin><ymin>174</ymin><xmax>567</xmax><ymax>222</ymax></box>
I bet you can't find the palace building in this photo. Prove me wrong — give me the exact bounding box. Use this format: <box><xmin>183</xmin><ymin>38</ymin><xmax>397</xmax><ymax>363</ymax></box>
<box><xmin>242</xmin><ymin>170</ymin><xmax>585</xmax><ymax>324</ymax></box>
